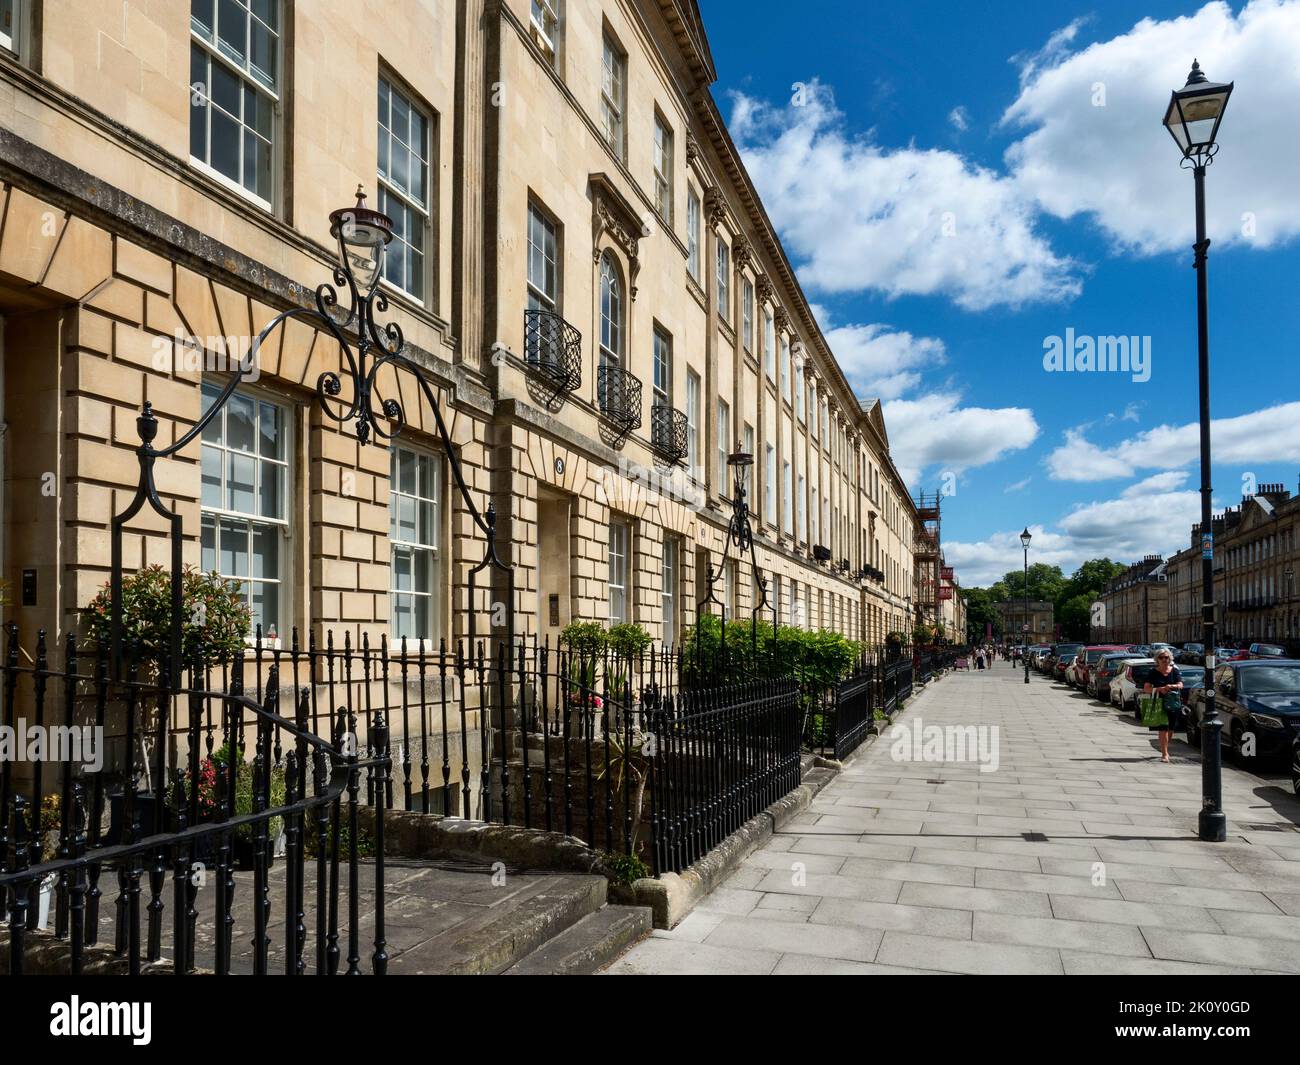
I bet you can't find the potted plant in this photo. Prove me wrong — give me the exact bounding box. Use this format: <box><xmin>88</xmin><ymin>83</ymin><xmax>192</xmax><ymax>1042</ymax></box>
<box><xmin>81</xmin><ymin>565</ymin><xmax>250</xmax><ymax>841</ymax></box>
<box><xmin>221</xmin><ymin>744</ymin><xmax>286</xmax><ymax>870</ymax></box>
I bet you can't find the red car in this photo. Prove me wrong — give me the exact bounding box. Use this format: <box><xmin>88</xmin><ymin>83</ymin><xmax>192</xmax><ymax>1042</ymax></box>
<box><xmin>1066</xmin><ymin>645</ymin><xmax>1129</xmax><ymax>689</ymax></box>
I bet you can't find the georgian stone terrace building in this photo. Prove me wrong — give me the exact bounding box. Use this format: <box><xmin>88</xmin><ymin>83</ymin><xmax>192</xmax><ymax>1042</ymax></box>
<box><xmin>0</xmin><ymin>0</ymin><xmax>925</xmax><ymax>658</ymax></box>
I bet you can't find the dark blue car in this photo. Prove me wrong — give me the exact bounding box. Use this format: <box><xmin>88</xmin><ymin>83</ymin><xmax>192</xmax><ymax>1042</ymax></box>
<box><xmin>1189</xmin><ymin>660</ymin><xmax>1300</xmax><ymax>763</ymax></box>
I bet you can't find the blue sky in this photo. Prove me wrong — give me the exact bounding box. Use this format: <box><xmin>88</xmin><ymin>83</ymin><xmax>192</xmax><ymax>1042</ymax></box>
<box><xmin>702</xmin><ymin>0</ymin><xmax>1300</xmax><ymax>586</ymax></box>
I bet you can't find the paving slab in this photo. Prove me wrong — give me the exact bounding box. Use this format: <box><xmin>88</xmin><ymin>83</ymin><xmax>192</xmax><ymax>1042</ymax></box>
<box><xmin>604</xmin><ymin>667</ymin><xmax>1300</xmax><ymax>975</ymax></box>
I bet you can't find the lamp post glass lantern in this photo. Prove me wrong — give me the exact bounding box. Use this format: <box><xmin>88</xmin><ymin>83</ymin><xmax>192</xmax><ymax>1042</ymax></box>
<box><xmin>1020</xmin><ymin>528</ymin><xmax>1031</xmax><ymax>684</ymax></box>
<box><xmin>695</xmin><ymin>443</ymin><xmax>775</xmax><ymax>664</ymax></box>
<box><xmin>1166</xmin><ymin>60</ymin><xmax>1231</xmax><ymax>842</ymax></box>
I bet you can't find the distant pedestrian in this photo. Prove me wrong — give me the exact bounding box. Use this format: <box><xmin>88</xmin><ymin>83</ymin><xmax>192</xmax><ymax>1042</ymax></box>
<box><xmin>1142</xmin><ymin>649</ymin><xmax>1184</xmax><ymax>764</ymax></box>
<box><xmin>976</xmin><ymin>648</ymin><xmax>986</xmax><ymax>670</ymax></box>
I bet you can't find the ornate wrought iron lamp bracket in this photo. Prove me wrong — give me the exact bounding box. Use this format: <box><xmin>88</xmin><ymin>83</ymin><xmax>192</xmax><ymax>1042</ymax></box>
<box><xmin>110</xmin><ymin>188</ymin><xmax>510</xmax><ymax>683</ymax></box>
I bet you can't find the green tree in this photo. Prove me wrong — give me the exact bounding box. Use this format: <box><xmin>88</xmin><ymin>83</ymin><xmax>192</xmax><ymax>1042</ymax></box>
<box><xmin>997</xmin><ymin>563</ymin><xmax>1066</xmax><ymax>605</ymax></box>
<box><xmin>1057</xmin><ymin>593</ymin><xmax>1094</xmax><ymax>640</ymax></box>
<box><xmin>961</xmin><ymin>587</ymin><xmax>1001</xmax><ymax>642</ymax></box>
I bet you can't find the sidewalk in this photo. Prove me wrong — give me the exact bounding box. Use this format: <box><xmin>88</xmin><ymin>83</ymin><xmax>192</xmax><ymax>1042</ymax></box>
<box><xmin>606</xmin><ymin>661</ymin><xmax>1300</xmax><ymax>974</ymax></box>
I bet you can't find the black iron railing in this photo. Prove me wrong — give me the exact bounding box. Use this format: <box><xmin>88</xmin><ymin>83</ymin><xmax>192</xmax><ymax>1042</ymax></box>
<box><xmin>523</xmin><ymin>308</ymin><xmax>582</xmax><ymax>395</ymax></box>
<box><xmin>803</xmin><ymin>658</ymin><xmax>876</xmax><ymax>761</ymax></box>
<box><xmin>649</xmin><ymin>403</ymin><xmax>688</xmax><ymax>463</ymax></box>
<box><xmin>649</xmin><ymin>674</ymin><xmax>801</xmax><ymax>874</ymax></box>
<box><xmin>597</xmin><ymin>364</ymin><xmax>642</xmax><ymax>433</ymax></box>
<box><xmin>0</xmin><ymin>627</ymin><xmax>389</xmax><ymax>976</ymax></box>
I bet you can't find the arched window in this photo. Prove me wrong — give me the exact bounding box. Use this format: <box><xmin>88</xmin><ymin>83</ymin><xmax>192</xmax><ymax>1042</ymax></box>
<box><xmin>599</xmin><ymin>253</ymin><xmax>623</xmax><ymax>367</ymax></box>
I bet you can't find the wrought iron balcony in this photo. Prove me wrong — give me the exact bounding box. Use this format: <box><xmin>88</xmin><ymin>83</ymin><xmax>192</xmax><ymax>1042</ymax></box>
<box><xmin>523</xmin><ymin>308</ymin><xmax>582</xmax><ymax>395</ymax></box>
<box><xmin>650</xmin><ymin>402</ymin><xmax>688</xmax><ymax>464</ymax></box>
<box><xmin>813</xmin><ymin>544</ymin><xmax>832</xmax><ymax>563</ymax></box>
<box><xmin>597</xmin><ymin>363</ymin><xmax>642</xmax><ymax>435</ymax></box>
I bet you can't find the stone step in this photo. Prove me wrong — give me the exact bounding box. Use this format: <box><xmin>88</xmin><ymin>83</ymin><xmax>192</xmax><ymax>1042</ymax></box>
<box><xmin>504</xmin><ymin>905</ymin><xmax>652</xmax><ymax>975</ymax></box>
<box><xmin>437</xmin><ymin>874</ymin><xmax>609</xmax><ymax>975</ymax></box>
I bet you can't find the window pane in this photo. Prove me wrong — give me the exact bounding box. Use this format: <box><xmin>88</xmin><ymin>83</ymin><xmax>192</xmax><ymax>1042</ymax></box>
<box><xmin>393</xmin><ymin>593</ymin><xmax>413</xmax><ymax>639</ymax></box>
<box><xmin>258</xmin><ymin>461</ymin><xmax>282</xmax><ymax>519</ymax></box>
<box><xmin>192</xmin><ymin>0</ymin><xmax>215</xmax><ymax>38</ymax></box>
<box><xmin>217</xmin><ymin>0</ymin><xmax>247</xmax><ymax>64</ymax></box>
<box><xmin>227</xmin><ymin>392</ymin><xmax>255</xmax><ymax>451</ymax></box>
<box><xmin>210</xmin><ymin>108</ymin><xmax>241</xmax><ymax>183</ymax></box>
<box><xmin>397</xmin><ymin>495</ymin><xmax>416</xmax><ymax>542</ymax></box>
<box><xmin>201</xmin><ymin>382</ymin><xmax>223</xmax><ymax>442</ymax></box>
<box><xmin>252</xmin><ymin>521</ymin><xmax>278</xmax><ymax>579</ymax></box>
<box><xmin>219</xmin><ymin>517</ymin><xmax>249</xmax><ymax>577</ymax></box>
<box><xmin>211</xmin><ymin>53</ymin><xmax>241</xmax><ymax>115</ymax></box>
<box><xmin>258</xmin><ymin>400</ymin><xmax>282</xmax><ymax>458</ymax></box>
<box><xmin>228</xmin><ymin>452</ymin><xmax>256</xmax><ymax>512</ymax></box>
<box><xmin>201</xmin><ymin>513</ymin><xmax>216</xmax><ymax>571</ymax></box>
<box><xmin>418</xmin><ymin>499</ymin><xmax>435</xmax><ymax>548</ymax></box>
<box><xmin>398</xmin><ymin>448</ymin><xmax>416</xmax><ymax>494</ymax></box>
<box><xmin>189</xmin><ymin>47</ymin><xmax>207</xmax><ymax>160</ymax></box>
<box><xmin>249</xmin><ymin>18</ymin><xmax>276</xmax><ymax>87</ymax></box>
<box><xmin>201</xmin><ymin>445</ymin><xmax>223</xmax><ymax>508</ymax></box>
<box><xmin>393</xmin><ymin>546</ymin><xmax>412</xmax><ymax>591</ymax></box>
<box><xmin>252</xmin><ymin>581</ymin><xmax>277</xmax><ymax>634</ymax></box>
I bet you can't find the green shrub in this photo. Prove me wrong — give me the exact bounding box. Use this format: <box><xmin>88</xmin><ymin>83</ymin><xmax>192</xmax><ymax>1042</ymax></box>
<box><xmin>82</xmin><ymin>564</ymin><xmax>250</xmax><ymax>664</ymax></box>
<box><xmin>604</xmin><ymin>851</ymin><xmax>650</xmax><ymax>885</ymax></box>
<box><xmin>559</xmin><ymin>621</ymin><xmax>607</xmax><ymax>656</ymax></box>
<box><xmin>679</xmin><ymin>614</ymin><xmax>862</xmax><ymax>691</ymax></box>
<box><xmin>210</xmin><ymin>743</ymin><xmax>286</xmax><ymax>844</ymax></box>
<box><xmin>606</xmin><ymin>623</ymin><xmax>652</xmax><ymax>659</ymax></box>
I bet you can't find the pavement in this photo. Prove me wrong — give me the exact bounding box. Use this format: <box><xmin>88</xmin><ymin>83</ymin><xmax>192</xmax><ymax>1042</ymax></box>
<box><xmin>605</xmin><ymin>660</ymin><xmax>1300</xmax><ymax>975</ymax></box>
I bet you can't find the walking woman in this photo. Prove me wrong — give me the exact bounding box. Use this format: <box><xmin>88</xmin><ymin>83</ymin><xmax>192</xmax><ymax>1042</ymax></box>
<box><xmin>1142</xmin><ymin>648</ymin><xmax>1184</xmax><ymax>763</ymax></box>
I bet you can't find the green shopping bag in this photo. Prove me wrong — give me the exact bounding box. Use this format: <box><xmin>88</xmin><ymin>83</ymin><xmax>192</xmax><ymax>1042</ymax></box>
<box><xmin>1138</xmin><ymin>692</ymin><xmax>1169</xmax><ymax>727</ymax></box>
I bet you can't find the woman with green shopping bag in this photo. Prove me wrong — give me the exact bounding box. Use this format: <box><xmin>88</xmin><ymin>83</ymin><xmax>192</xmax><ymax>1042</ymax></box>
<box><xmin>1141</xmin><ymin>648</ymin><xmax>1184</xmax><ymax>763</ymax></box>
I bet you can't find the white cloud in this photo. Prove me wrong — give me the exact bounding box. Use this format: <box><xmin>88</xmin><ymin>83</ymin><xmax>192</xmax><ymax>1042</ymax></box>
<box><xmin>1121</xmin><ymin>470</ymin><xmax>1189</xmax><ymax>495</ymax></box>
<box><xmin>728</xmin><ymin>81</ymin><xmax>1081</xmax><ymax>311</ymax></box>
<box><xmin>945</xmin><ymin>487</ymin><xmax>1201</xmax><ymax>587</ymax></box>
<box><xmin>819</xmin><ymin>321</ymin><xmax>946</xmax><ymax>401</ymax></box>
<box><xmin>944</xmin><ymin>525</ymin><xmax>1078</xmax><ymax>587</ymax></box>
<box><xmin>1004</xmin><ymin>0</ymin><xmax>1300</xmax><ymax>254</ymax></box>
<box><xmin>883</xmin><ymin>392</ymin><xmax>1039</xmax><ymax>485</ymax></box>
<box><xmin>1048</xmin><ymin>402</ymin><xmax>1300</xmax><ymax>481</ymax></box>
<box><xmin>948</xmin><ymin>105</ymin><xmax>970</xmax><ymax>132</ymax></box>
<box><xmin>1010</xmin><ymin>17</ymin><xmax>1091</xmax><ymax>87</ymax></box>
<box><xmin>1059</xmin><ymin>489</ymin><xmax>1203</xmax><ymax>559</ymax></box>
<box><xmin>1004</xmin><ymin>477</ymin><xmax>1032</xmax><ymax>493</ymax></box>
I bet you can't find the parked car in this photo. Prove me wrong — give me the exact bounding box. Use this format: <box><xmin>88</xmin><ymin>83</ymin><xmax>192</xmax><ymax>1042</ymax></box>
<box><xmin>1110</xmin><ymin>658</ymin><xmax>1155</xmax><ymax>713</ymax></box>
<box><xmin>1218</xmin><ymin>647</ymin><xmax>1250</xmax><ymax>662</ymax></box>
<box><xmin>1248</xmin><ymin>643</ymin><xmax>1287</xmax><ymax>660</ymax></box>
<box><xmin>1054</xmin><ymin>652</ymin><xmax>1078</xmax><ymax>683</ymax></box>
<box><xmin>1088</xmin><ymin>653</ymin><xmax>1145</xmax><ymax>701</ymax></box>
<box><xmin>1068</xmin><ymin>645</ymin><xmax>1129</xmax><ymax>690</ymax></box>
<box><xmin>1188</xmin><ymin>660</ymin><xmax>1300</xmax><ymax>763</ymax></box>
<box><xmin>1049</xmin><ymin>643</ymin><xmax>1083</xmax><ymax>680</ymax></box>
<box><xmin>1176</xmin><ymin>643</ymin><xmax>1205</xmax><ymax>665</ymax></box>
<box><xmin>1177</xmin><ymin>665</ymin><xmax>1206</xmax><ymax>706</ymax></box>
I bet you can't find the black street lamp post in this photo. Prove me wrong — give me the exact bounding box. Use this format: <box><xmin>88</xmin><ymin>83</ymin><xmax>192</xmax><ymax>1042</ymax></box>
<box><xmin>1164</xmin><ymin>59</ymin><xmax>1232</xmax><ymax>842</ymax></box>
<box><xmin>1020</xmin><ymin>527</ymin><xmax>1032</xmax><ymax>684</ymax></box>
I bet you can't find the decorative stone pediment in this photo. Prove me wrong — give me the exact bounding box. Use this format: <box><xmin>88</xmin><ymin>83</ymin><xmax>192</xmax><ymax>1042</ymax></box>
<box><xmin>589</xmin><ymin>173</ymin><xmax>642</xmax><ymax>300</ymax></box>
